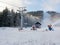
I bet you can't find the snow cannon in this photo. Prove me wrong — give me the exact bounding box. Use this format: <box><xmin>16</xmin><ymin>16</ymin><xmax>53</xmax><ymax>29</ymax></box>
<box><xmin>48</xmin><ymin>24</ymin><xmax>53</xmax><ymax>31</ymax></box>
<box><xmin>31</xmin><ymin>25</ymin><xmax>36</xmax><ymax>30</ymax></box>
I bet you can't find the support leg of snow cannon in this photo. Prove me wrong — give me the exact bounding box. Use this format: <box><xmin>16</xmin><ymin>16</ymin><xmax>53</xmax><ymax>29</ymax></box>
<box><xmin>31</xmin><ymin>28</ymin><xmax>37</xmax><ymax>30</ymax></box>
<box><xmin>45</xmin><ymin>29</ymin><xmax>48</xmax><ymax>31</ymax></box>
<box><xmin>18</xmin><ymin>28</ymin><xmax>23</xmax><ymax>31</ymax></box>
<box><xmin>51</xmin><ymin>28</ymin><xmax>54</xmax><ymax>31</ymax></box>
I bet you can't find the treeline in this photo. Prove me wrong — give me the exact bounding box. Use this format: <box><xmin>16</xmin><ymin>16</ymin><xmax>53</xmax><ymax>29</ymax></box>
<box><xmin>0</xmin><ymin>7</ymin><xmax>44</xmax><ymax>27</ymax></box>
<box><xmin>0</xmin><ymin>7</ymin><xmax>21</xmax><ymax>27</ymax></box>
<box><xmin>27</xmin><ymin>11</ymin><xmax>43</xmax><ymax>16</ymax></box>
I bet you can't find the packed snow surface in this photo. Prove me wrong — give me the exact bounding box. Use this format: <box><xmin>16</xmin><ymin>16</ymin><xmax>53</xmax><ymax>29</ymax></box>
<box><xmin>0</xmin><ymin>27</ymin><xmax>60</xmax><ymax>45</ymax></box>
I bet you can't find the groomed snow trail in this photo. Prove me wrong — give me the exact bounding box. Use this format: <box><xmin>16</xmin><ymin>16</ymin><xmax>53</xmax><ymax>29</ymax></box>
<box><xmin>0</xmin><ymin>27</ymin><xmax>60</xmax><ymax>45</ymax></box>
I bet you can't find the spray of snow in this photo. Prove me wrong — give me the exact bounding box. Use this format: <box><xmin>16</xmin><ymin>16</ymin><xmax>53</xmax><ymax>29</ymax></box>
<box><xmin>41</xmin><ymin>12</ymin><xmax>52</xmax><ymax>30</ymax></box>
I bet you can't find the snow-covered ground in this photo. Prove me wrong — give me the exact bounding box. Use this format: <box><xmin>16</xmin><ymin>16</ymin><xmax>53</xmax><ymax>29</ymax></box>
<box><xmin>0</xmin><ymin>27</ymin><xmax>60</xmax><ymax>45</ymax></box>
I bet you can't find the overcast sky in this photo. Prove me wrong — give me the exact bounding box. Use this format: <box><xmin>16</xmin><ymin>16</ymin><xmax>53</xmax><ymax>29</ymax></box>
<box><xmin>0</xmin><ymin>0</ymin><xmax>60</xmax><ymax>12</ymax></box>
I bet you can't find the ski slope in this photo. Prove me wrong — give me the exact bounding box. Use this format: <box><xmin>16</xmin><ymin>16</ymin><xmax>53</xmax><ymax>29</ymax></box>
<box><xmin>0</xmin><ymin>27</ymin><xmax>60</xmax><ymax>45</ymax></box>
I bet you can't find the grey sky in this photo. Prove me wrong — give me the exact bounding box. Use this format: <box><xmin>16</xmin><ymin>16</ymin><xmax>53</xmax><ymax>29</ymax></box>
<box><xmin>0</xmin><ymin>0</ymin><xmax>60</xmax><ymax>12</ymax></box>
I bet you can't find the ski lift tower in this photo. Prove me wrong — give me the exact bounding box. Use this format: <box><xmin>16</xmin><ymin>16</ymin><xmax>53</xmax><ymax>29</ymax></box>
<box><xmin>17</xmin><ymin>7</ymin><xmax>27</xmax><ymax>30</ymax></box>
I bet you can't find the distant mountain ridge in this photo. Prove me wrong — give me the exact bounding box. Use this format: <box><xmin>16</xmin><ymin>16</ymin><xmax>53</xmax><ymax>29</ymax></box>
<box><xmin>23</xmin><ymin>11</ymin><xmax>60</xmax><ymax>26</ymax></box>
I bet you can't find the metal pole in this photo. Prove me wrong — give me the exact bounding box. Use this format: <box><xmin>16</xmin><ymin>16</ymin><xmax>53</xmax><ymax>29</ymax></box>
<box><xmin>17</xmin><ymin>7</ymin><xmax>26</xmax><ymax>30</ymax></box>
<box><xmin>20</xmin><ymin>9</ymin><xmax>23</xmax><ymax>30</ymax></box>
